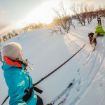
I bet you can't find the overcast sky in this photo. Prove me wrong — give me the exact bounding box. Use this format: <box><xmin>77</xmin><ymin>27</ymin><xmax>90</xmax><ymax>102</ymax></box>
<box><xmin>0</xmin><ymin>0</ymin><xmax>47</xmax><ymax>31</ymax></box>
<box><xmin>0</xmin><ymin>0</ymin><xmax>105</xmax><ymax>34</ymax></box>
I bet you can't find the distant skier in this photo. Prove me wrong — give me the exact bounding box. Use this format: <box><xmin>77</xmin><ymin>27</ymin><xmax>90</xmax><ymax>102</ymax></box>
<box><xmin>95</xmin><ymin>25</ymin><xmax>105</xmax><ymax>36</ymax></box>
<box><xmin>95</xmin><ymin>16</ymin><xmax>105</xmax><ymax>36</ymax></box>
<box><xmin>1</xmin><ymin>42</ymin><xmax>43</xmax><ymax>105</ymax></box>
<box><xmin>88</xmin><ymin>32</ymin><xmax>97</xmax><ymax>50</ymax></box>
<box><xmin>97</xmin><ymin>16</ymin><xmax>102</xmax><ymax>25</ymax></box>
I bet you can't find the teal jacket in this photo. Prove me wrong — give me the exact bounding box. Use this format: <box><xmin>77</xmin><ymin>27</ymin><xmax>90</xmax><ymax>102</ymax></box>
<box><xmin>2</xmin><ymin>62</ymin><xmax>37</xmax><ymax>105</ymax></box>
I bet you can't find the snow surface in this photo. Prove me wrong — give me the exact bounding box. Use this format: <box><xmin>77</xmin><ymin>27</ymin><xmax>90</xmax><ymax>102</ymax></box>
<box><xmin>0</xmin><ymin>18</ymin><xmax>105</xmax><ymax>105</ymax></box>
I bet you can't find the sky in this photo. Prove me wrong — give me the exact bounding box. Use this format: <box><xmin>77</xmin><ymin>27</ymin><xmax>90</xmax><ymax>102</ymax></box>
<box><xmin>0</xmin><ymin>0</ymin><xmax>105</xmax><ymax>34</ymax></box>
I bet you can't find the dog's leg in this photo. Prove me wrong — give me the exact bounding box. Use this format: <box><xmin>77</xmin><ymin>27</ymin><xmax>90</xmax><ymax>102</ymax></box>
<box><xmin>92</xmin><ymin>43</ymin><xmax>96</xmax><ymax>51</ymax></box>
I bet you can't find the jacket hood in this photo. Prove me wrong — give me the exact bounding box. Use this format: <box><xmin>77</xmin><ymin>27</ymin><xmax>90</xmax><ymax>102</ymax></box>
<box><xmin>2</xmin><ymin>62</ymin><xmax>17</xmax><ymax>71</ymax></box>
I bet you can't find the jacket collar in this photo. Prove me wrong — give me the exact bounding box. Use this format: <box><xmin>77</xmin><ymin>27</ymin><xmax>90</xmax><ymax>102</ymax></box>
<box><xmin>3</xmin><ymin>56</ymin><xmax>22</xmax><ymax>68</ymax></box>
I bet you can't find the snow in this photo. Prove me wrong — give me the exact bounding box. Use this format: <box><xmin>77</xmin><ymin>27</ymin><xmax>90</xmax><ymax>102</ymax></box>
<box><xmin>0</xmin><ymin>18</ymin><xmax>105</xmax><ymax>105</ymax></box>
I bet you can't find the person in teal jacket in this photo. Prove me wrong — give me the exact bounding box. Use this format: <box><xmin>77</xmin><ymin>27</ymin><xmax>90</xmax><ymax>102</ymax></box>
<box><xmin>1</xmin><ymin>42</ymin><xmax>43</xmax><ymax>105</ymax></box>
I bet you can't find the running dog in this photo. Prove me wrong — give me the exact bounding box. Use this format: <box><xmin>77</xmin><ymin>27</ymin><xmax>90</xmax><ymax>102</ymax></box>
<box><xmin>88</xmin><ymin>32</ymin><xmax>97</xmax><ymax>50</ymax></box>
<box><xmin>88</xmin><ymin>32</ymin><xmax>97</xmax><ymax>46</ymax></box>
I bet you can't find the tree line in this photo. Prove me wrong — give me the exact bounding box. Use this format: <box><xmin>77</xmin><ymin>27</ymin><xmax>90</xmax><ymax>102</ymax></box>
<box><xmin>1</xmin><ymin>4</ymin><xmax>105</xmax><ymax>42</ymax></box>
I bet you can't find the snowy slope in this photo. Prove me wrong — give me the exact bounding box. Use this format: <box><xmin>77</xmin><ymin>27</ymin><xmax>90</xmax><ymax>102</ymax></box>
<box><xmin>0</xmin><ymin>18</ymin><xmax>105</xmax><ymax>105</ymax></box>
<box><xmin>0</xmin><ymin>29</ymin><xmax>85</xmax><ymax>105</ymax></box>
<box><xmin>76</xmin><ymin>37</ymin><xmax>105</xmax><ymax>105</ymax></box>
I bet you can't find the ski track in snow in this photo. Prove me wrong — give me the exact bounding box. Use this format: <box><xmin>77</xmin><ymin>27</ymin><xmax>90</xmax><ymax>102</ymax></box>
<box><xmin>74</xmin><ymin>37</ymin><xmax>105</xmax><ymax>105</ymax></box>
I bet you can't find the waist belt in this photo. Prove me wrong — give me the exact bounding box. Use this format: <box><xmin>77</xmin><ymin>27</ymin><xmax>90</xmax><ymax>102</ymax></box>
<box><xmin>23</xmin><ymin>88</ymin><xmax>33</xmax><ymax>102</ymax></box>
<box><xmin>23</xmin><ymin>87</ymin><xmax>43</xmax><ymax>102</ymax></box>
